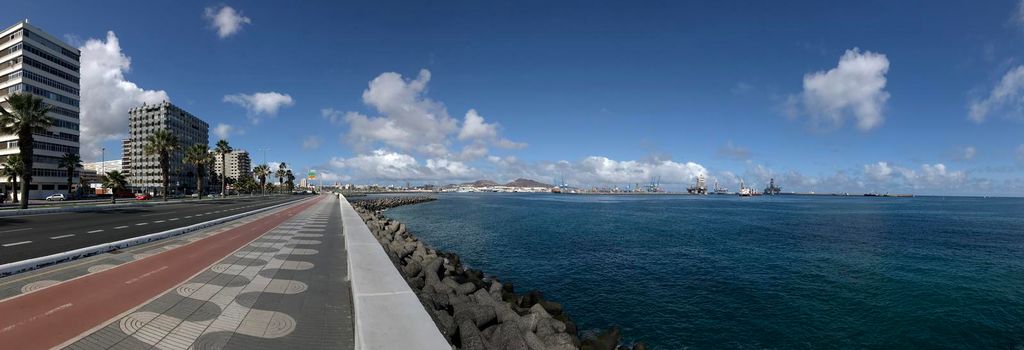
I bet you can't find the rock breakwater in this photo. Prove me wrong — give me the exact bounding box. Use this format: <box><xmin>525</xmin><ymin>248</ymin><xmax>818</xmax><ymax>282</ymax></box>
<box><xmin>350</xmin><ymin>196</ymin><xmax>643</xmax><ymax>350</ymax></box>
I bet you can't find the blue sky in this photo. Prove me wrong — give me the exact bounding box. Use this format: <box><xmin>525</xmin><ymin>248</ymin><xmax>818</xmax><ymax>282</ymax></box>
<box><xmin>6</xmin><ymin>1</ymin><xmax>1024</xmax><ymax>195</ymax></box>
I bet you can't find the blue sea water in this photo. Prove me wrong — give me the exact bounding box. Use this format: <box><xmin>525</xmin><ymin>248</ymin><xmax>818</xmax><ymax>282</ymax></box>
<box><xmin>381</xmin><ymin>193</ymin><xmax>1024</xmax><ymax>349</ymax></box>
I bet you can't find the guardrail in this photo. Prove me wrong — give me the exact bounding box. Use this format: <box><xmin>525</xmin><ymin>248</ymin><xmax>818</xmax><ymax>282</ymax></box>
<box><xmin>339</xmin><ymin>194</ymin><xmax>449</xmax><ymax>350</ymax></box>
<box><xmin>0</xmin><ymin>196</ymin><xmax>313</xmax><ymax>277</ymax></box>
<box><xmin>0</xmin><ymin>195</ymin><xmax>283</xmax><ymax>218</ymax></box>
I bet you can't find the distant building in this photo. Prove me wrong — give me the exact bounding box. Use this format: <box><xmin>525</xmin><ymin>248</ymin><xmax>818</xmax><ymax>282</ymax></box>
<box><xmin>0</xmin><ymin>20</ymin><xmax>82</xmax><ymax>198</ymax></box>
<box><xmin>212</xmin><ymin>149</ymin><xmax>251</xmax><ymax>181</ymax></box>
<box><xmin>126</xmin><ymin>101</ymin><xmax>209</xmax><ymax>194</ymax></box>
<box><xmin>83</xmin><ymin>159</ymin><xmax>122</xmax><ymax>174</ymax></box>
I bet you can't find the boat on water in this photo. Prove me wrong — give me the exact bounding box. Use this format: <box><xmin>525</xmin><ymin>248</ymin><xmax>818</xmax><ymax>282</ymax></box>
<box><xmin>713</xmin><ymin>180</ymin><xmax>729</xmax><ymax>195</ymax></box>
<box><xmin>738</xmin><ymin>180</ymin><xmax>760</xmax><ymax>196</ymax></box>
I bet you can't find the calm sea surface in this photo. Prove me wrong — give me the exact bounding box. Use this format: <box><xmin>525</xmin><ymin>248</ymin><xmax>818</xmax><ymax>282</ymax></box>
<box><xmin>381</xmin><ymin>193</ymin><xmax>1024</xmax><ymax>349</ymax></box>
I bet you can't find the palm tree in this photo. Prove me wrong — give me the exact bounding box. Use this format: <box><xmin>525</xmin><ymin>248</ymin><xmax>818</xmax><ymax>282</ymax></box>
<box><xmin>183</xmin><ymin>144</ymin><xmax>213</xmax><ymax>200</ymax></box>
<box><xmin>1</xmin><ymin>155</ymin><xmax>25</xmax><ymax>203</ymax></box>
<box><xmin>275</xmin><ymin>162</ymin><xmax>288</xmax><ymax>194</ymax></box>
<box><xmin>142</xmin><ymin>129</ymin><xmax>180</xmax><ymax>201</ymax></box>
<box><xmin>57</xmin><ymin>152</ymin><xmax>82</xmax><ymax>197</ymax></box>
<box><xmin>253</xmin><ymin>164</ymin><xmax>270</xmax><ymax>195</ymax></box>
<box><xmin>101</xmin><ymin>170</ymin><xmax>127</xmax><ymax>204</ymax></box>
<box><xmin>285</xmin><ymin>169</ymin><xmax>295</xmax><ymax>192</ymax></box>
<box><xmin>0</xmin><ymin>93</ymin><xmax>54</xmax><ymax>209</ymax></box>
<box><xmin>214</xmin><ymin>139</ymin><xmax>232</xmax><ymax>196</ymax></box>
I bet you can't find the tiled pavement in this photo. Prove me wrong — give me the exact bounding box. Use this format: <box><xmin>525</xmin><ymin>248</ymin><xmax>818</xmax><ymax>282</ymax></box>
<box><xmin>63</xmin><ymin>196</ymin><xmax>354</xmax><ymax>350</ymax></box>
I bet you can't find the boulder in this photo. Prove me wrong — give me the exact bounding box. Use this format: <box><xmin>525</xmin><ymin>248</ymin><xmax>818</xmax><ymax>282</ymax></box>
<box><xmin>582</xmin><ymin>327</ymin><xmax>620</xmax><ymax>350</ymax></box>
<box><xmin>458</xmin><ymin>319</ymin><xmax>487</xmax><ymax>350</ymax></box>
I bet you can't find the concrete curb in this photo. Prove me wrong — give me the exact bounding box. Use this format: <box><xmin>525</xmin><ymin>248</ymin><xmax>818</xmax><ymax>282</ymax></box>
<box><xmin>339</xmin><ymin>194</ymin><xmax>450</xmax><ymax>350</ymax></box>
<box><xmin>0</xmin><ymin>196</ymin><xmax>312</xmax><ymax>278</ymax></box>
<box><xmin>0</xmin><ymin>195</ymin><xmax>280</xmax><ymax>218</ymax></box>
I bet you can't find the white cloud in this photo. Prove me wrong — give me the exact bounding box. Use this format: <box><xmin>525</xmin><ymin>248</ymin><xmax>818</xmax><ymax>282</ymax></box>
<box><xmin>863</xmin><ymin>161</ymin><xmax>965</xmax><ymax>188</ymax></box>
<box><xmin>329</xmin><ymin>149</ymin><xmax>478</xmax><ymax>181</ymax></box>
<box><xmin>968</xmin><ymin>65</ymin><xmax>1024</xmax><ymax>123</ymax></box>
<box><xmin>223</xmin><ymin>92</ymin><xmax>294</xmax><ymax>124</ymax></box>
<box><xmin>459</xmin><ymin>143</ymin><xmax>489</xmax><ymax>160</ymax></box>
<box><xmin>458</xmin><ymin>109</ymin><xmax>498</xmax><ymax>140</ymax></box>
<box><xmin>342</xmin><ymin>69</ymin><xmax>457</xmax><ymax>156</ymax></box>
<box><xmin>302</xmin><ymin>136</ymin><xmax>322</xmax><ymax>150</ymax></box>
<box><xmin>213</xmin><ymin>123</ymin><xmax>234</xmax><ymax>140</ymax></box>
<box><xmin>547</xmin><ymin>156</ymin><xmax>707</xmax><ymax>186</ymax></box>
<box><xmin>78</xmin><ymin>31</ymin><xmax>170</xmax><ymax>161</ymax></box>
<box><xmin>339</xmin><ymin>69</ymin><xmax>523</xmax><ymax>157</ymax></box>
<box><xmin>791</xmin><ymin>48</ymin><xmax>891</xmax><ymax>131</ymax></box>
<box><xmin>321</xmin><ymin>108</ymin><xmax>345</xmax><ymax>125</ymax></box>
<box><xmin>204</xmin><ymin>5</ymin><xmax>251</xmax><ymax>39</ymax></box>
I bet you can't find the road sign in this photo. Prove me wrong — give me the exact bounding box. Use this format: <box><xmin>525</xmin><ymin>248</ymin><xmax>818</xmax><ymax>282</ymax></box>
<box><xmin>307</xmin><ymin>170</ymin><xmax>316</xmax><ymax>180</ymax></box>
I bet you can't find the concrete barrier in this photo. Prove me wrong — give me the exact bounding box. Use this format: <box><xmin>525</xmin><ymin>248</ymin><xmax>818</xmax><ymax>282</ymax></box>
<box><xmin>0</xmin><ymin>195</ymin><xmax>281</xmax><ymax>218</ymax></box>
<box><xmin>0</xmin><ymin>196</ymin><xmax>312</xmax><ymax>277</ymax></box>
<box><xmin>340</xmin><ymin>194</ymin><xmax>449</xmax><ymax>350</ymax></box>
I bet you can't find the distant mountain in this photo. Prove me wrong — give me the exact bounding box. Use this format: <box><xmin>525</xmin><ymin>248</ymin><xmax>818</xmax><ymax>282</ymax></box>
<box><xmin>465</xmin><ymin>179</ymin><xmax>500</xmax><ymax>187</ymax></box>
<box><xmin>505</xmin><ymin>178</ymin><xmax>553</xmax><ymax>188</ymax></box>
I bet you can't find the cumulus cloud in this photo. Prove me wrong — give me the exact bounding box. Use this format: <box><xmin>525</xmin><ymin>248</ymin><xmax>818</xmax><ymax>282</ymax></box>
<box><xmin>78</xmin><ymin>31</ymin><xmax>170</xmax><ymax>161</ymax></box>
<box><xmin>338</xmin><ymin>69</ymin><xmax>523</xmax><ymax>157</ymax></box>
<box><xmin>545</xmin><ymin>156</ymin><xmax>707</xmax><ymax>186</ymax></box>
<box><xmin>968</xmin><ymin>65</ymin><xmax>1024</xmax><ymax>123</ymax></box>
<box><xmin>863</xmin><ymin>161</ymin><xmax>966</xmax><ymax>188</ymax></box>
<box><xmin>789</xmin><ymin>48</ymin><xmax>891</xmax><ymax>131</ymax></box>
<box><xmin>212</xmin><ymin>123</ymin><xmax>234</xmax><ymax>140</ymax></box>
<box><xmin>329</xmin><ymin>149</ymin><xmax>478</xmax><ymax>181</ymax></box>
<box><xmin>224</xmin><ymin>92</ymin><xmax>294</xmax><ymax>124</ymax></box>
<box><xmin>204</xmin><ymin>5</ymin><xmax>251</xmax><ymax>38</ymax></box>
<box><xmin>955</xmin><ymin>146</ymin><xmax>977</xmax><ymax>161</ymax></box>
<box><xmin>302</xmin><ymin>136</ymin><xmax>322</xmax><ymax>150</ymax></box>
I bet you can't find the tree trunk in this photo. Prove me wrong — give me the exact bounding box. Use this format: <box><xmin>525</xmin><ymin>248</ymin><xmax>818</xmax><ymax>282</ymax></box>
<box><xmin>111</xmin><ymin>191</ymin><xmax>116</xmax><ymax>204</ymax></box>
<box><xmin>67</xmin><ymin>169</ymin><xmax>73</xmax><ymax>195</ymax></box>
<box><xmin>221</xmin><ymin>154</ymin><xmax>226</xmax><ymax>197</ymax></box>
<box><xmin>161</xmin><ymin>153</ymin><xmax>169</xmax><ymax>202</ymax></box>
<box><xmin>19</xmin><ymin>132</ymin><xmax>33</xmax><ymax>209</ymax></box>
<box><xmin>196</xmin><ymin>173</ymin><xmax>202</xmax><ymax>200</ymax></box>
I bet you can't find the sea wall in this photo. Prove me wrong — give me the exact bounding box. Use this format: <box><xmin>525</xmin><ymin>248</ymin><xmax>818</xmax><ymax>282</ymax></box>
<box><xmin>350</xmin><ymin>197</ymin><xmax>643</xmax><ymax>350</ymax></box>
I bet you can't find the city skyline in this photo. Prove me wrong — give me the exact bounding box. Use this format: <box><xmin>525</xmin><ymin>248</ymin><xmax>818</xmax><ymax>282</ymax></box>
<box><xmin>4</xmin><ymin>1</ymin><xmax>1024</xmax><ymax>195</ymax></box>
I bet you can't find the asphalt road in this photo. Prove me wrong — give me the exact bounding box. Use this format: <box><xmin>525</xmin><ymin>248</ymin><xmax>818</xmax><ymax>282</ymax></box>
<box><xmin>0</xmin><ymin>195</ymin><xmax>308</xmax><ymax>264</ymax></box>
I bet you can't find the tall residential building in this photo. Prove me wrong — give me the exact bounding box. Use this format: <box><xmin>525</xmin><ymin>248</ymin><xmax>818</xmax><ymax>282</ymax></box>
<box><xmin>126</xmin><ymin>101</ymin><xmax>209</xmax><ymax>194</ymax></box>
<box><xmin>0</xmin><ymin>20</ymin><xmax>81</xmax><ymax>199</ymax></box>
<box><xmin>213</xmin><ymin>149</ymin><xmax>251</xmax><ymax>182</ymax></box>
<box><xmin>82</xmin><ymin>159</ymin><xmax>122</xmax><ymax>174</ymax></box>
<box><xmin>121</xmin><ymin>138</ymin><xmax>131</xmax><ymax>177</ymax></box>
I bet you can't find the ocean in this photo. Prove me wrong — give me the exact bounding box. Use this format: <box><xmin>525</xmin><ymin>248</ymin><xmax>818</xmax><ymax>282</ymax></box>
<box><xmin>381</xmin><ymin>193</ymin><xmax>1024</xmax><ymax>349</ymax></box>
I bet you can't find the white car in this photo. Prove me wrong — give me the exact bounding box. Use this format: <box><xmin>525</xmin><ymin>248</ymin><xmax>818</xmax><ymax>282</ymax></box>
<box><xmin>45</xmin><ymin>193</ymin><xmax>67</xmax><ymax>201</ymax></box>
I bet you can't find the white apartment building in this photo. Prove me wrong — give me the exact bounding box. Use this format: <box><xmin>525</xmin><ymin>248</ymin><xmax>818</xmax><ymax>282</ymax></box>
<box><xmin>126</xmin><ymin>101</ymin><xmax>209</xmax><ymax>195</ymax></box>
<box><xmin>213</xmin><ymin>149</ymin><xmax>251</xmax><ymax>182</ymax></box>
<box><xmin>0</xmin><ymin>20</ymin><xmax>81</xmax><ymax>199</ymax></box>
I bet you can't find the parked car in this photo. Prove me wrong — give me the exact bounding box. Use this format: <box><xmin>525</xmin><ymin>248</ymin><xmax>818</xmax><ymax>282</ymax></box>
<box><xmin>45</xmin><ymin>193</ymin><xmax>67</xmax><ymax>201</ymax></box>
<box><xmin>135</xmin><ymin>194</ymin><xmax>152</xmax><ymax>200</ymax></box>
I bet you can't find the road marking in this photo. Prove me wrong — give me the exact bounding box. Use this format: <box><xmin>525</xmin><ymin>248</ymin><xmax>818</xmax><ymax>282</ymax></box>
<box><xmin>1</xmin><ymin>241</ymin><xmax>31</xmax><ymax>247</ymax></box>
<box><xmin>168</xmin><ymin>218</ymin><xmax>179</xmax><ymax>221</ymax></box>
<box><xmin>87</xmin><ymin>230</ymin><xmax>104</xmax><ymax>234</ymax></box>
<box><xmin>0</xmin><ymin>228</ymin><xmax>32</xmax><ymax>233</ymax></box>
<box><xmin>153</xmin><ymin>220</ymin><xmax>165</xmax><ymax>223</ymax></box>
<box><xmin>50</xmin><ymin>234</ymin><xmax>75</xmax><ymax>240</ymax></box>
<box><xmin>135</xmin><ymin>223</ymin><xmax>148</xmax><ymax>226</ymax></box>
<box><xmin>185</xmin><ymin>216</ymin><xmax>192</xmax><ymax>218</ymax></box>
<box><xmin>114</xmin><ymin>226</ymin><xmax>128</xmax><ymax>229</ymax></box>
<box><xmin>204</xmin><ymin>212</ymin><xmax>212</xmax><ymax>214</ymax></box>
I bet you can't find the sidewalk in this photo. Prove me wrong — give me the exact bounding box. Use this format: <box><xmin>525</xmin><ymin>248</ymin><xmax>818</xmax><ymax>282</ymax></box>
<box><xmin>0</xmin><ymin>195</ymin><xmax>353</xmax><ymax>349</ymax></box>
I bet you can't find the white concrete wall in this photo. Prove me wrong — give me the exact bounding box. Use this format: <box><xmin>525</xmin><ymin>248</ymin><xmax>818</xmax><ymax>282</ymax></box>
<box><xmin>339</xmin><ymin>194</ymin><xmax>450</xmax><ymax>350</ymax></box>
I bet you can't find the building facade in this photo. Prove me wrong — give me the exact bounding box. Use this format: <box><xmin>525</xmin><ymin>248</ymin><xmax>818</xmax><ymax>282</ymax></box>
<box><xmin>121</xmin><ymin>138</ymin><xmax>132</xmax><ymax>177</ymax></box>
<box><xmin>82</xmin><ymin>159</ymin><xmax>122</xmax><ymax>174</ymax></box>
<box><xmin>126</xmin><ymin>101</ymin><xmax>209</xmax><ymax>195</ymax></box>
<box><xmin>0</xmin><ymin>20</ymin><xmax>81</xmax><ymax>199</ymax></box>
<box><xmin>213</xmin><ymin>149</ymin><xmax>251</xmax><ymax>182</ymax></box>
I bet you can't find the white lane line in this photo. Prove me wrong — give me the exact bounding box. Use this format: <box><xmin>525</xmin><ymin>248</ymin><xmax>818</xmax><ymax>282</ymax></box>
<box><xmin>0</xmin><ymin>227</ymin><xmax>32</xmax><ymax>233</ymax></box>
<box><xmin>2</xmin><ymin>241</ymin><xmax>31</xmax><ymax>247</ymax></box>
<box><xmin>114</xmin><ymin>226</ymin><xmax>129</xmax><ymax>229</ymax></box>
<box><xmin>87</xmin><ymin>229</ymin><xmax>104</xmax><ymax>234</ymax></box>
<box><xmin>168</xmin><ymin>218</ymin><xmax>179</xmax><ymax>221</ymax></box>
<box><xmin>204</xmin><ymin>212</ymin><xmax>212</xmax><ymax>215</ymax></box>
<box><xmin>50</xmin><ymin>234</ymin><xmax>75</xmax><ymax>240</ymax></box>
<box><xmin>135</xmin><ymin>222</ymin><xmax>148</xmax><ymax>226</ymax></box>
<box><xmin>185</xmin><ymin>216</ymin><xmax>193</xmax><ymax>218</ymax></box>
<box><xmin>154</xmin><ymin>220</ymin><xmax>165</xmax><ymax>223</ymax></box>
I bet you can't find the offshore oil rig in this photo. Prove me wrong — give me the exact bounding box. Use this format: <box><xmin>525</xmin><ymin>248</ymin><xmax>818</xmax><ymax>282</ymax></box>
<box><xmin>763</xmin><ymin>178</ymin><xmax>782</xmax><ymax>195</ymax></box>
<box><xmin>687</xmin><ymin>174</ymin><xmax>708</xmax><ymax>195</ymax></box>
